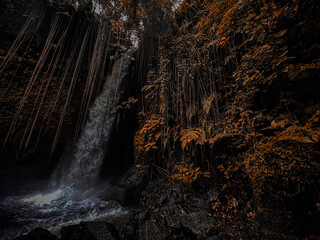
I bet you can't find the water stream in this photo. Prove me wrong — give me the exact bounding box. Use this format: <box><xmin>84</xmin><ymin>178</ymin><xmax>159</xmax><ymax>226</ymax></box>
<box><xmin>0</xmin><ymin>54</ymin><xmax>132</xmax><ymax>240</ymax></box>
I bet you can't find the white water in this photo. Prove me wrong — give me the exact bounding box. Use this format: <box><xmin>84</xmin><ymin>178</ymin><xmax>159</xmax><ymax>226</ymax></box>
<box><xmin>0</xmin><ymin>53</ymin><xmax>132</xmax><ymax>240</ymax></box>
<box><xmin>51</xmin><ymin>53</ymin><xmax>131</xmax><ymax>190</ymax></box>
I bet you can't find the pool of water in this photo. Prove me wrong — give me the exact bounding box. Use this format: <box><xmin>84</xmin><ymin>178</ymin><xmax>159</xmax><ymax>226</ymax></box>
<box><xmin>0</xmin><ymin>186</ymin><xmax>123</xmax><ymax>239</ymax></box>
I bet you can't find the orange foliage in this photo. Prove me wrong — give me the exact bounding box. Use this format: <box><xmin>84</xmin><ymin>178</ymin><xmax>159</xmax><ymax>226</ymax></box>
<box><xmin>171</xmin><ymin>162</ymin><xmax>210</xmax><ymax>184</ymax></box>
<box><xmin>244</xmin><ymin>111</ymin><xmax>320</xmax><ymax>199</ymax></box>
<box><xmin>134</xmin><ymin>114</ymin><xmax>163</xmax><ymax>161</ymax></box>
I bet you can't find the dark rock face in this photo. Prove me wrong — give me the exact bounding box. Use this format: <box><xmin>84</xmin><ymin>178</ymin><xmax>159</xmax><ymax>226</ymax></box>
<box><xmin>135</xmin><ymin>209</ymin><xmax>150</xmax><ymax>226</ymax></box>
<box><xmin>101</xmin><ymin>166</ymin><xmax>149</xmax><ymax>206</ymax></box>
<box><xmin>11</xmin><ymin>177</ymin><xmax>302</xmax><ymax>240</ymax></box>
<box><xmin>135</xmin><ymin>206</ymin><xmax>216</xmax><ymax>240</ymax></box>
<box><xmin>60</xmin><ymin>224</ymin><xmax>97</xmax><ymax>240</ymax></box>
<box><xmin>83</xmin><ymin>221</ymin><xmax>121</xmax><ymax>240</ymax></box>
<box><xmin>14</xmin><ymin>221</ymin><xmax>127</xmax><ymax>240</ymax></box>
<box><xmin>138</xmin><ymin>219</ymin><xmax>169</xmax><ymax>240</ymax></box>
<box><xmin>117</xmin><ymin>166</ymin><xmax>149</xmax><ymax>206</ymax></box>
<box><xmin>118</xmin><ymin>223</ymin><xmax>136</xmax><ymax>240</ymax></box>
<box><xmin>180</xmin><ymin>211</ymin><xmax>215</xmax><ymax>237</ymax></box>
<box><xmin>13</xmin><ymin>228</ymin><xmax>58</xmax><ymax>240</ymax></box>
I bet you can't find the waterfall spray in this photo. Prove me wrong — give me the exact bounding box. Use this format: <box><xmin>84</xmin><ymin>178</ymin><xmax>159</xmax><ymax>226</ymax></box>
<box><xmin>51</xmin><ymin>52</ymin><xmax>132</xmax><ymax>190</ymax></box>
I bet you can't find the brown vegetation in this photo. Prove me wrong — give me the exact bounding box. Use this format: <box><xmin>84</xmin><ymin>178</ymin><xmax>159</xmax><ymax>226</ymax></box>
<box><xmin>0</xmin><ymin>0</ymin><xmax>319</xmax><ymax>238</ymax></box>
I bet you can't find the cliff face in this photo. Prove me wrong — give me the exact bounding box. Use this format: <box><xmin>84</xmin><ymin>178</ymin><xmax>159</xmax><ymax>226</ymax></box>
<box><xmin>132</xmin><ymin>0</ymin><xmax>320</xmax><ymax>238</ymax></box>
<box><xmin>0</xmin><ymin>0</ymin><xmax>319</xmax><ymax>238</ymax></box>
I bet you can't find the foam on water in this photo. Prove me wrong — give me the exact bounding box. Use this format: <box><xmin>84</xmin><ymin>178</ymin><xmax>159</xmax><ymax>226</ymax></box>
<box><xmin>0</xmin><ymin>188</ymin><xmax>123</xmax><ymax>239</ymax></box>
<box><xmin>22</xmin><ymin>189</ymin><xmax>63</xmax><ymax>206</ymax></box>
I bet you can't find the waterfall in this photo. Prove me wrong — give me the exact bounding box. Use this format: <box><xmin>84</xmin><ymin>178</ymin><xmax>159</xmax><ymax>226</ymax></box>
<box><xmin>0</xmin><ymin>0</ymin><xmax>136</xmax><ymax>236</ymax></box>
<box><xmin>0</xmin><ymin>6</ymin><xmax>135</xmax><ymax>235</ymax></box>
<box><xmin>51</xmin><ymin>53</ymin><xmax>132</xmax><ymax>190</ymax></box>
<box><xmin>0</xmin><ymin>53</ymin><xmax>133</xmax><ymax>240</ymax></box>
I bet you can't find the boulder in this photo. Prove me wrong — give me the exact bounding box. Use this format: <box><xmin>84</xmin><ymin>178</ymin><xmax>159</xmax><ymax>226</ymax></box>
<box><xmin>135</xmin><ymin>209</ymin><xmax>150</xmax><ymax>226</ymax></box>
<box><xmin>60</xmin><ymin>224</ymin><xmax>97</xmax><ymax>240</ymax></box>
<box><xmin>118</xmin><ymin>223</ymin><xmax>136</xmax><ymax>240</ymax></box>
<box><xmin>102</xmin><ymin>166</ymin><xmax>149</xmax><ymax>206</ymax></box>
<box><xmin>138</xmin><ymin>220</ymin><xmax>169</xmax><ymax>240</ymax></box>
<box><xmin>13</xmin><ymin>228</ymin><xmax>58</xmax><ymax>240</ymax></box>
<box><xmin>118</xmin><ymin>166</ymin><xmax>149</xmax><ymax>206</ymax></box>
<box><xmin>83</xmin><ymin>221</ymin><xmax>120</xmax><ymax>240</ymax></box>
<box><xmin>180</xmin><ymin>211</ymin><xmax>215</xmax><ymax>238</ymax></box>
<box><xmin>157</xmin><ymin>204</ymin><xmax>186</xmax><ymax>229</ymax></box>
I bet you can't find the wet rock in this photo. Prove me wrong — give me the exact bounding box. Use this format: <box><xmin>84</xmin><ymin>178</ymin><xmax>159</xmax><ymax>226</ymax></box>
<box><xmin>13</xmin><ymin>228</ymin><xmax>58</xmax><ymax>240</ymax></box>
<box><xmin>168</xmin><ymin>190</ymin><xmax>178</xmax><ymax>204</ymax></box>
<box><xmin>60</xmin><ymin>224</ymin><xmax>97</xmax><ymax>240</ymax></box>
<box><xmin>180</xmin><ymin>211</ymin><xmax>215</xmax><ymax>238</ymax></box>
<box><xmin>82</xmin><ymin>221</ymin><xmax>120</xmax><ymax>240</ymax></box>
<box><xmin>157</xmin><ymin>193</ymin><xmax>167</xmax><ymax>205</ymax></box>
<box><xmin>167</xmin><ymin>227</ymin><xmax>198</xmax><ymax>240</ymax></box>
<box><xmin>103</xmin><ymin>166</ymin><xmax>149</xmax><ymax>206</ymax></box>
<box><xmin>206</xmin><ymin>188</ymin><xmax>219</xmax><ymax>203</ymax></box>
<box><xmin>184</xmin><ymin>196</ymin><xmax>204</xmax><ymax>212</ymax></box>
<box><xmin>158</xmin><ymin>204</ymin><xmax>186</xmax><ymax>229</ymax></box>
<box><xmin>207</xmin><ymin>230</ymin><xmax>236</xmax><ymax>240</ymax></box>
<box><xmin>138</xmin><ymin>220</ymin><xmax>169</xmax><ymax>240</ymax></box>
<box><xmin>119</xmin><ymin>223</ymin><xmax>136</xmax><ymax>240</ymax></box>
<box><xmin>118</xmin><ymin>166</ymin><xmax>149</xmax><ymax>206</ymax></box>
<box><xmin>135</xmin><ymin>209</ymin><xmax>150</xmax><ymax>226</ymax></box>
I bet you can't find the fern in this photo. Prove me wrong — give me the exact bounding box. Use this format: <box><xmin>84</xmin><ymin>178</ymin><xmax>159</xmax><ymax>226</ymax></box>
<box><xmin>134</xmin><ymin>114</ymin><xmax>163</xmax><ymax>161</ymax></box>
<box><xmin>180</xmin><ymin>127</ymin><xmax>206</xmax><ymax>150</ymax></box>
<box><xmin>171</xmin><ymin>162</ymin><xmax>211</xmax><ymax>184</ymax></box>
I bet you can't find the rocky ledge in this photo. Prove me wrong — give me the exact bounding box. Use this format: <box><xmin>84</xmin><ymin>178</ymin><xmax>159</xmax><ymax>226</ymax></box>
<box><xmin>13</xmin><ymin>165</ymin><xmax>299</xmax><ymax>240</ymax></box>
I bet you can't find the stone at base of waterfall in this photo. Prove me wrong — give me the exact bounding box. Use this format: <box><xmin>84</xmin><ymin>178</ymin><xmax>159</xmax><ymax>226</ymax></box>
<box><xmin>180</xmin><ymin>211</ymin><xmax>216</xmax><ymax>237</ymax></box>
<box><xmin>118</xmin><ymin>165</ymin><xmax>149</xmax><ymax>206</ymax></box>
<box><xmin>84</xmin><ymin>221</ymin><xmax>121</xmax><ymax>240</ymax></box>
<box><xmin>138</xmin><ymin>220</ymin><xmax>170</xmax><ymax>240</ymax></box>
<box><xmin>102</xmin><ymin>165</ymin><xmax>149</xmax><ymax>206</ymax></box>
<box><xmin>13</xmin><ymin>228</ymin><xmax>58</xmax><ymax>240</ymax></box>
<box><xmin>60</xmin><ymin>224</ymin><xmax>97</xmax><ymax>240</ymax></box>
<box><xmin>60</xmin><ymin>222</ymin><xmax>121</xmax><ymax>240</ymax></box>
<box><xmin>118</xmin><ymin>223</ymin><xmax>136</xmax><ymax>240</ymax></box>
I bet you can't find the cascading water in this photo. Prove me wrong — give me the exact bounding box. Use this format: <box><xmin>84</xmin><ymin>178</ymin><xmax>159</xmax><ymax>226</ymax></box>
<box><xmin>0</xmin><ymin>53</ymin><xmax>132</xmax><ymax>240</ymax></box>
<box><xmin>51</xmin><ymin>54</ymin><xmax>131</xmax><ymax>190</ymax></box>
